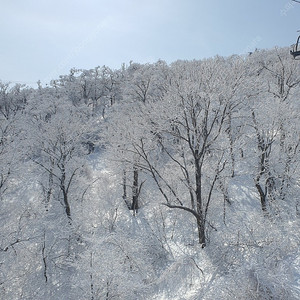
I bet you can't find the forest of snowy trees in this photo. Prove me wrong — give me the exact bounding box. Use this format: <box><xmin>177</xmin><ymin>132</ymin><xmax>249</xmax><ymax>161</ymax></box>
<box><xmin>0</xmin><ymin>47</ymin><xmax>300</xmax><ymax>299</ymax></box>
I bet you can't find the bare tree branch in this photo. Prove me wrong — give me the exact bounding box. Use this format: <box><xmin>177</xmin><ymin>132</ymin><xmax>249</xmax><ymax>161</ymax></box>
<box><xmin>162</xmin><ymin>203</ymin><xmax>201</xmax><ymax>220</ymax></box>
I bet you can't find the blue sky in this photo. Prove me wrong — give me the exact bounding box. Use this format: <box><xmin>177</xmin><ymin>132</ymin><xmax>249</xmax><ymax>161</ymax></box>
<box><xmin>1</xmin><ymin>0</ymin><xmax>299</xmax><ymax>86</ymax></box>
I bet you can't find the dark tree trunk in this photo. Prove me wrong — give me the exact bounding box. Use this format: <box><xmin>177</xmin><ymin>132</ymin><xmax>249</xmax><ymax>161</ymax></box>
<box><xmin>122</xmin><ymin>170</ymin><xmax>127</xmax><ymax>199</ymax></box>
<box><xmin>255</xmin><ymin>181</ymin><xmax>267</xmax><ymax>213</ymax></box>
<box><xmin>122</xmin><ymin>169</ymin><xmax>130</xmax><ymax>208</ymax></box>
<box><xmin>131</xmin><ymin>166</ymin><xmax>139</xmax><ymax>214</ymax></box>
<box><xmin>60</xmin><ymin>162</ymin><xmax>72</xmax><ymax>221</ymax></box>
<box><xmin>196</xmin><ymin>217</ymin><xmax>206</xmax><ymax>248</ymax></box>
<box><xmin>45</xmin><ymin>166</ymin><xmax>54</xmax><ymax>211</ymax></box>
<box><xmin>227</xmin><ymin>112</ymin><xmax>235</xmax><ymax>177</ymax></box>
<box><xmin>42</xmin><ymin>232</ymin><xmax>48</xmax><ymax>283</ymax></box>
<box><xmin>255</xmin><ymin>150</ymin><xmax>270</xmax><ymax>214</ymax></box>
<box><xmin>62</xmin><ymin>187</ymin><xmax>72</xmax><ymax>220</ymax></box>
<box><xmin>252</xmin><ymin>110</ymin><xmax>271</xmax><ymax>214</ymax></box>
<box><xmin>195</xmin><ymin>155</ymin><xmax>206</xmax><ymax>247</ymax></box>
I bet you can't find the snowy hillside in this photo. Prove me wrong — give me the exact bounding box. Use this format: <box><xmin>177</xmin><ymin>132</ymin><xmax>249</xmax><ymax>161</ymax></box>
<box><xmin>0</xmin><ymin>47</ymin><xmax>300</xmax><ymax>299</ymax></box>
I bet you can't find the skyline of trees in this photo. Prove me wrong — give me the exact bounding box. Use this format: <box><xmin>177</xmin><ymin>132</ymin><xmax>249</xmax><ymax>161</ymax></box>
<box><xmin>0</xmin><ymin>46</ymin><xmax>299</xmax><ymax>299</ymax></box>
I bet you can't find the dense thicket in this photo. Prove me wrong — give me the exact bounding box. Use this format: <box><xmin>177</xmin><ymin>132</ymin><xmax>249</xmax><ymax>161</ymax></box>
<box><xmin>0</xmin><ymin>47</ymin><xmax>300</xmax><ymax>299</ymax></box>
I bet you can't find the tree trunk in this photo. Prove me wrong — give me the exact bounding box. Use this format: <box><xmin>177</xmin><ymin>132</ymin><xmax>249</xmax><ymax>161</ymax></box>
<box><xmin>131</xmin><ymin>166</ymin><xmax>139</xmax><ymax>215</ymax></box>
<box><xmin>42</xmin><ymin>231</ymin><xmax>48</xmax><ymax>283</ymax></box>
<box><xmin>62</xmin><ymin>187</ymin><xmax>72</xmax><ymax>220</ymax></box>
<box><xmin>123</xmin><ymin>170</ymin><xmax>127</xmax><ymax>199</ymax></box>
<box><xmin>195</xmin><ymin>156</ymin><xmax>206</xmax><ymax>247</ymax></box>
<box><xmin>60</xmin><ymin>163</ymin><xmax>72</xmax><ymax>221</ymax></box>
<box><xmin>196</xmin><ymin>216</ymin><xmax>206</xmax><ymax>247</ymax></box>
<box><xmin>45</xmin><ymin>170</ymin><xmax>53</xmax><ymax>212</ymax></box>
<box><xmin>255</xmin><ymin>181</ymin><xmax>267</xmax><ymax>213</ymax></box>
<box><xmin>227</xmin><ymin>112</ymin><xmax>235</xmax><ymax>177</ymax></box>
<box><xmin>122</xmin><ymin>169</ymin><xmax>131</xmax><ymax>209</ymax></box>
